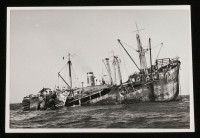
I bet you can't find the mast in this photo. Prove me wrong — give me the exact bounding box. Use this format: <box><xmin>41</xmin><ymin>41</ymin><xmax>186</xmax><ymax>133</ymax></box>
<box><xmin>112</xmin><ymin>51</ymin><xmax>116</xmax><ymax>84</ymax></box>
<box><xmin>118</xmin><ymin>39</ymin><xmax>140</xmax><ymax>71</ymax></box>
<box><xmin>62</xmin><ymin>52</ymin><xmax>74</xmax><ymax>96</ymax></box>
<box><xmin>135</xmin><ymin>24</ymin><xmax>148</xmax><ymax>74</ymax></box>
<box><xmin>136</xmin><ymin>34</ymin><xmax>147</xmax><ymax>72</ymax></box>
<box><xmin>67</xmin><ymin>53</ymin><xmax>72</xmax><ymax>88</ymax></box>
<box><xmin>104</xmin><ymin>58</ymin><xmax>113</xmax><ymax>85</ymax></box>
<box><xmin>112</xmin><ymin>59</ymin><xmax>116</xmax><ymax>85</ymax></box>
<box><xmin>114</xmin><ymin>56</ymin><xmax>122</xmax><ymax>85</ymax></box>
<box><xmin>149</xmin><ymin>38</ymin><xmax>152</xmax><ymax>78</ymax></box>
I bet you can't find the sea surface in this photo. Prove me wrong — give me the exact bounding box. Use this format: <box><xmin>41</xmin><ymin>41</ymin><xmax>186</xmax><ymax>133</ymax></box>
<box><xmin>10</xmin><ymin>95</ymin><xmax>190</xmax><ymax>128</ymax></box>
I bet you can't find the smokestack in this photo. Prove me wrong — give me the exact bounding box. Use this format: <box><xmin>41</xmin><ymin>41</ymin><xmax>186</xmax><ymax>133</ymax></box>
<box><xmin>87</xmin><ymin>72</ymin><xmax>95</xmax><ymax>86</ymax></box>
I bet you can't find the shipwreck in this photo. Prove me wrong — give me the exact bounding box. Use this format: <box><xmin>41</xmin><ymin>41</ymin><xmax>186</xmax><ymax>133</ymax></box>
<box><xmin>22</xmin><ymin>24</ymin><xmax>181</xmax><ymax>110</ymax></box>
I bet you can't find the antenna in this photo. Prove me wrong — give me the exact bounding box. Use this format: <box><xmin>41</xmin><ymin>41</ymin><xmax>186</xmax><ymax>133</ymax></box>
<box><xmin>63</xmin><ymin>52</ymin><xmax>76</xmax><ymax>60</ymax></box>
<box><xmin>132</xmin><ymin>22</ymin><xmax>145</xmax><ymax>35</ymax></box>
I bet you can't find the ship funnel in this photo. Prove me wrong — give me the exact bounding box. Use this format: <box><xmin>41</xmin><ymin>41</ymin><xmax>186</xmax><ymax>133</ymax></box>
<box><xmin>87</xmin><ymin>72</ymin><xmax>95</xmax><ymax>86</ymax></box>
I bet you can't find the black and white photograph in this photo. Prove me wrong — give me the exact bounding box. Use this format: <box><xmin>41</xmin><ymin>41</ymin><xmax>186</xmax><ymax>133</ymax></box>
<box><xmin>6</xmin><ymin>6</ymin><xmax>194</xmax><ymax>133</ymax></box>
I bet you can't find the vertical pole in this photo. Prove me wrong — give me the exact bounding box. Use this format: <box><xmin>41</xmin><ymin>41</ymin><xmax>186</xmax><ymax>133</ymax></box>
<box><xmin>115</xmin><ymin>56</ymin><xmax>122</xmax><ymax>85</ymax></box>
<box><xmin>156</xmin><ymin>60</ymin><xmax>158</xmax><ymax>68</ymax></box>
<box><xmin>112</xmin><ymin>51</ymin><xmax>116</xmax><ymax>84</ymax></box>
<box><xmin>148</xmin><ymin>38</ymin><xmax>155</xmax><ymax>100</ymax></box>
<box><xmin>149</xmin><ymin>38</ymin><xmax>152</xmax><ymax>79</ymax></box>
<box><xmin>105</xmin><ymin>58</ymin><xmax>113</xmax><ymax>85</ymax></box>
<box><xmin>68</xmin><ymin>53</ymin><xmax>72</xmax><ymax>88</ymax></box>
<box><xmin>67</xmin><ymin>53</ymin><xmax>74</xmax><ymax>96</ymax></box>
<box><xmin>113</xmin><ymin>61</ymin><xmax>116</xmax><ymax>84</ymax></box>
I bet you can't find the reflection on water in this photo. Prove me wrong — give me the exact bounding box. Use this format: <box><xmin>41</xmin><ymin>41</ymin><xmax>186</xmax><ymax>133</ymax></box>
<box><xmin>10</xmin><ymin>95</ymin><xmax>190</xmax><ymax>128</ymax></box>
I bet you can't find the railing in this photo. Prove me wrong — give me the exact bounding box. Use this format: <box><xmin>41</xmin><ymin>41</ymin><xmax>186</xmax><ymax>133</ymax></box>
<box><xmin>156</xmin><ymin>58</ymin><xmax>170</xmax><ymax>68</ymax></box>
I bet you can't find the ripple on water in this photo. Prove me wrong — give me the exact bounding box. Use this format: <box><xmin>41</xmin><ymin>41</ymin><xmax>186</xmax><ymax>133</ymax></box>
<box><xmin>10</xmin><ymin>98</ymin><xmax>190</xmax><ymax>128</ymax></box>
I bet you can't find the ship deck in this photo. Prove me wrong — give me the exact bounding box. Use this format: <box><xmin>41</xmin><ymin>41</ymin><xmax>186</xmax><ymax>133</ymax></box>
<box><xmin>65</xmin><ymin>85</ymin><xmax>114</xmax><ymax>106</ymax></box>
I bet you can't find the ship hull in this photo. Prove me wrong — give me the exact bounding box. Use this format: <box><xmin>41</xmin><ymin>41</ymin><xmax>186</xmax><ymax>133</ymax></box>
<box><xmin>64</xmin><ymin>63</ymin><xmax>180</xmax><ymax>106</ymax></box>
<box><xmin>64</xmin><ymin>86</ymin><xmax>118</xmax><ymax>106</ymax></box>
<box><xmin>153</xmin><ymin>65</ymin><xmax>180</xmax><ymax>101</ymax></box>
<box><xmin>115</xmin><ymin>63</ymin><xmax>180</xmax><ymax>103</ymax></box>
<box><xmin>22</xmin><ymin>60</ymin><xmax>180</xmax><ymax>110</ymax></box>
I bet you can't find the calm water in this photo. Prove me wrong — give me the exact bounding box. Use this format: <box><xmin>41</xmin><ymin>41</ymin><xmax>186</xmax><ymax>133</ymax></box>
<box><xmin>10</xmin><ymin>96</ymin><xmax>190</xmax><ymax>128</ymax></box>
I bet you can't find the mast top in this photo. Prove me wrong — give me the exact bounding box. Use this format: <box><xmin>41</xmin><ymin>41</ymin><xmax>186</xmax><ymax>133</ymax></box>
<box><xmin>133</xmin><ymin>23</ymin><xmax>144</xmax><ymax>35</ymax></box>
<box><xmin>135</xmin><ymin>23</ymin><xmax>139</xmax><ymax>34</ymax></box>
<box><xmin>63</xmin><ymin>52</ymin><xmax>76</xmax><ymax>62</ymax></box>
<box><xmin>134</xmin><ymin>23</ymin><xmax>147</xmax><ymax>72</ymax></box>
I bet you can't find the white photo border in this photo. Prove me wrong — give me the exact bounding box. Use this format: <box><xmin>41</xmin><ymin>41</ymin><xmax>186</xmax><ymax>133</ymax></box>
<box><xmin>6</xmin><ymin>6</ymin><xmax>194</xmax><ymax>133</ymax></box>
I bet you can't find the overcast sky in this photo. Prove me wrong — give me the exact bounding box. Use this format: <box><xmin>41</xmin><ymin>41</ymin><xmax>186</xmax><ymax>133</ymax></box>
<box><xmin>8</xmin><ymin>6</ymin><xmax>192</xmax><ymax>103</ymax></box>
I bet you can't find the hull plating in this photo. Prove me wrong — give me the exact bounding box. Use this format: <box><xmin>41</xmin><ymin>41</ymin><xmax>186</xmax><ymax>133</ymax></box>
<box><xmin>92</xmin><ymin>63</ymin><xmax>180</xmax><ymax>105</ymax></box>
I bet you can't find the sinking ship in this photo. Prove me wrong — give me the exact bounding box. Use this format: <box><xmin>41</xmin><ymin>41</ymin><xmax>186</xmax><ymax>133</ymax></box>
<box><xmin>54</xmin><ymin>53</ymin><xmax>118</xmax><ymax>107</ymax></box>
<box><xmin>22</xmin><ymin>24</ymin><xmax>181</xmax><ymax>110</ymax></box>
<box><xmin>22</xmin><ymin>53</ymin><xmax>118</xmax><ymax>110</ymax></box>
<box><xmin>114</xmin><ymin>25</ymin><xmax>181</xmax><ymax>103</ymax></box>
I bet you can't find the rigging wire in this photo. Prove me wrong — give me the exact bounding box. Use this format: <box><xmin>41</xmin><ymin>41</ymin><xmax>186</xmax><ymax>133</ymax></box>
<box><xmin>101</xmin><ymin>66</ymin><xmax>104</xmax><ymax>76</ymax></box>
<box><xmin>64</xmin><ymin>65</ymin><xmax>68</xmax><ymax>88</ymax></box>
<box><xmin>120</xmin><ymin>39</ymin><xmax>163</xmax><ymax>53</ymax></box>
<box><xmin>71</xmin><ymin>64</ymin><xmax>81</xmax><ymax>88</ymax></box>
<box><xmin>155</xmin><ymin>43</ymin><xmax>163</xmax><ymax>60</ymax></box>
<box><xmin>70</xmin><ymin>65</ymin><xmax>76</xmax><ymax>87</ymax></box>
<box><xmin>151</xmin><ymin>43</ymin><xmax>163</xmax><ymax>49</ymax></box>
<box><xmin>142</xmin><ymin>43</ymin><xmax>163</xmax><ymax>51</ymax></box>
<box><xmin>102</xmin><ymin>59</ymin><xmax>110</xmax><ymax>75</ymax></box>
<box><xmin>145</xmin><ymin>42</ymin><xmax>163</xmax><ymax>63</ymax></box>
<box><xmin>58</xmin><ymin>62</ymin><xmax>68</xmax><ymax>73</ymax></box>
<box><xmin>120</xmin><ymin>40</ymin><xmax>138</xmax><ymax>51</ymax></box>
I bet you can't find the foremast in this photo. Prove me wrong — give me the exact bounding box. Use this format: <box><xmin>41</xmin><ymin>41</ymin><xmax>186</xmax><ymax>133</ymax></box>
<box><xmin>67</xmin><ymin>53</ymin><xmax>72</xmax><ymax>89</ymax></box>
<box><xmin>135</xmin><ymin>24</ymin><xmax>148</xmax><ymax>74</ymax></box>
<box><xmin>58</xmin><ymin>52</ymin><xmax>74</xmax><ymax>96</ymax></box>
